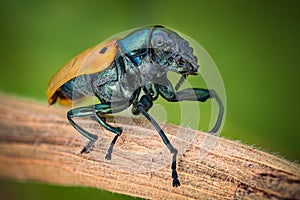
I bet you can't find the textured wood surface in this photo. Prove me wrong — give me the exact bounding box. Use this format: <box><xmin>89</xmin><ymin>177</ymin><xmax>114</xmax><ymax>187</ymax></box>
<box><xmin>0</xmin><ymin>95</ymin><xmax>299</xmax><ymax>199</ymax></box>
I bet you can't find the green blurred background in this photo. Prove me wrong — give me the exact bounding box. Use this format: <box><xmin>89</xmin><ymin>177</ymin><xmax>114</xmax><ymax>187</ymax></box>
<box><xmin>0</xmin><ymin>0</ymin><xmax>299</xmax><ymax>199</ymax></box>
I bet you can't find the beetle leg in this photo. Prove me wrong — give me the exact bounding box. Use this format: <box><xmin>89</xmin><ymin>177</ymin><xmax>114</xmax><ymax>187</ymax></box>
<box><xmin>136</xmin><ymin>95</ymin><xmax>180</xmax><ymax>187</ymax></box>
<box><xmin>67</xmin><ymin>107</ymin><xmax>98</xmax><ymax>154</ymax></box>
<box><xmin>159</xmin><ymin>85</ymin><xmax>224</xmax><ymax>133</ymax></box>
<box><xmin>177</xmin><ymin>88</ymin><xmax>223</xmax><ymax>133</ymax></box>
<box><xmin>67</xmin><ymin>102</ymin><xmax>128</xmax><ymax>158</ymax></box>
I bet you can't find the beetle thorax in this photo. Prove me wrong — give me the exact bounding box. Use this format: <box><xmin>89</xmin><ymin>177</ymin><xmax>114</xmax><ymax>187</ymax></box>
<box><xmin>137</xmin><ymin>59</ymin><xmax>166</xmax><ymax>84</ymax></box>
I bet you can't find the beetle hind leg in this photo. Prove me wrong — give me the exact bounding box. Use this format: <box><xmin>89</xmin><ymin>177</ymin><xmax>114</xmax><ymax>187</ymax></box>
<box><xmin>92</xmin><ymin>110</ymin><xmax>123</xmax><ymax>160</ymax></box>
<box><xmin>67</xmin><ymin>108</ymin><xmax>98</xmax><ymax>154</ymax></box>
<box><xmin>80</xmin><ymin>139</ymin><xmax>96</xmax><ymax>154</ymax></box>
<box><xmin>105</xmin><ymin>132</ymin><xmax>121</xmax><ymax>160</ymax></box>
<box><xmin>67</xmin><ymin>102</ymin><xmax>128</xmax><ymax>157</ymax></box>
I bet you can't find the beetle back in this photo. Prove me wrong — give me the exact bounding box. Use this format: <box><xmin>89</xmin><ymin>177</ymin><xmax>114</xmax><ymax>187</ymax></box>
<box><xmin>47</xmin><ymin>38</ymin><xmax>119</xmax><ymax>105</ymax></box>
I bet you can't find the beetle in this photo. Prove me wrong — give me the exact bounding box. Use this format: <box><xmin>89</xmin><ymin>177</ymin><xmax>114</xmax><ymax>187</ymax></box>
<box><xmin>47</xmin><ymin>25</ymin><xmax>224</xmax><ymax>187</ymax></box>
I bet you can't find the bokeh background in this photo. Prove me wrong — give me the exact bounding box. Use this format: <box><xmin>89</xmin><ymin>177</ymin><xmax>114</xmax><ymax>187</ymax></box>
<box><xmin>0</xmin><ymin>0</ymin><xmax>299</xmax><ymax>199</ymax></box>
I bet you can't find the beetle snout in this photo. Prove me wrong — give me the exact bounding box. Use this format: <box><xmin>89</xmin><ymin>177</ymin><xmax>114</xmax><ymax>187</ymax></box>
<box><xmin>176</xmin><ymin>55</ymin><xmax>198</xmax><ymax>74</ymax></box>
<box><xmin>184</xmin><ymin>62</ymin><xmax>199</xmax><ymax>76</ymax></box>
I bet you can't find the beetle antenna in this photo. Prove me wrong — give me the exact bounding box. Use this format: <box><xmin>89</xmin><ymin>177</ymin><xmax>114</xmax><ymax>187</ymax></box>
<box><xmin>175</xmin><ymin>74</ymin><xmax>186</xmax><ymax>91</ymax></box>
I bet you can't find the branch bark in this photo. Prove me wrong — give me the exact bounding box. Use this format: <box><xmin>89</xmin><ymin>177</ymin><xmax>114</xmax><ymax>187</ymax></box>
<box><xmin>0</xmin><ymin>95</ymin><xmax>299</xmax><ymax>199</ymax></box>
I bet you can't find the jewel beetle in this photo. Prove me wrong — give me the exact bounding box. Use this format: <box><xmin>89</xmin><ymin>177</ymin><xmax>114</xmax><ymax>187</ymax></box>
<box><xmin>47</xmin><ymin>25</ymin><xmax>224</xmax><ymax>187</ymax></box>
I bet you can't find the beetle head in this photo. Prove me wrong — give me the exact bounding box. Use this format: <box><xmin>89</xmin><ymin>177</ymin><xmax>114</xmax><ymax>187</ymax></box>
<box><xmin>149</xmin><ymin>27</ymin><xmax>199</xmax><ymax>90</ymax></box>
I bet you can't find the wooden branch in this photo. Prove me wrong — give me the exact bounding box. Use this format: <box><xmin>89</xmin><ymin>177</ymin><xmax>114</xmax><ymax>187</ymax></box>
<box><xmin>0</xmin><ymin>95</ymin><xmax>299</xmax><ymax>199</ymax></box>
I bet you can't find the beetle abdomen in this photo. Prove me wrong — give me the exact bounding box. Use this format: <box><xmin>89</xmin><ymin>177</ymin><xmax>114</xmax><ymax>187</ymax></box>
<box><xmin>59</xmin><ymin>74</ymin><xmax>95</xmax><ymax>101</ymax></box>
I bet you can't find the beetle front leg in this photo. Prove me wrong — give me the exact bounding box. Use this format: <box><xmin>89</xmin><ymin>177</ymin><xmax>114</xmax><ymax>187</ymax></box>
<box><xmin>136</xmin><ymin>95</ymin><xmax>180</xmax><ymax>187</ymax></box>
<box><xmin>176</xmin><ymin>88</ymin><xmax>223</xmax><ymax>133</ymax></box>
<box><xmin>159</xmin><ymin>86</ymin><xmax>224</xmax><ymax>133</ymax></box>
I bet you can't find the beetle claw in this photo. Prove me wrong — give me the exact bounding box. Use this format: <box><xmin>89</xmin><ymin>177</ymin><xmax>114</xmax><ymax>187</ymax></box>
<box><xmin>172</xmin><ymin>178</ymin><xmax>180</xmax><ymax>187</ymax></box>
<box><xmin>80</xmin><ymin>146</ymin><xmax>89</xmax><ymax>154</ymax></box>
<box><xmin>105</xmin><ymin>153</ymin><xmax>112</xmax><ymax>160</ymax></box>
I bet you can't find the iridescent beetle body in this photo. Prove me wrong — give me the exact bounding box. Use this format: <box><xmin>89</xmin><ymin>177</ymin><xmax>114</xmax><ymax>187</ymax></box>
<box><xmin>47</xmin><ymin>26</ymin><xmax>224</xmax><ymax>187</ymax></box>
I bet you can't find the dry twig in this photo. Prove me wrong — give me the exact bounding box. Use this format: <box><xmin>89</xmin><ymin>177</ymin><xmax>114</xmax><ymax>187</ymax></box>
<box><xmin>0</xmin><ymin>95</ymin><xmax>299</xmax><ymax>199</ymax></box>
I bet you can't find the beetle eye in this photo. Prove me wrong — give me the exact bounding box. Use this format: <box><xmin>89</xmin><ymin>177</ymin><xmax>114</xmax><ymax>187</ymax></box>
<box><xmin>166</xmin><ymin>56</ymin><xmax>174</xmax><ymax>66</ymax></box>
<box><xmin>153</xmin><ymin>35</ymin><xmax>164</xmax><ymax>47</ymax></box>
<box><xmin>175</xmin><ymin>56</ymin><xmax>184</xmax><ymax>66</ymax></box>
